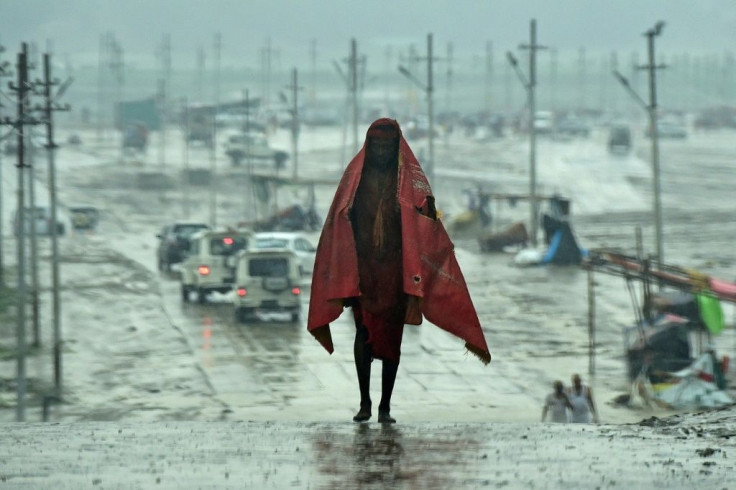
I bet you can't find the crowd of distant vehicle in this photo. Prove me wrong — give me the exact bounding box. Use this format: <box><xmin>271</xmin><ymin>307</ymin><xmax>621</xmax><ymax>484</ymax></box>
<box><xmin>156</xmin><ymin>219</ymin><xmax>317</xmax><ymax>324</ymax></box>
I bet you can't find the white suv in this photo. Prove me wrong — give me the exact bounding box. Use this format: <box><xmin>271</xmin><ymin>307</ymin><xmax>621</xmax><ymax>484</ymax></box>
<box><xmin>180</xmin><ymin>229</ymin><xmax>252</xmax><ymax>303</ymax></box>
<box><xmin>251</xmin><ymin>232</ymin><xmax>316</xmax><ymax>276</ymax></box>
<box><xmin>232</xmin><ymin>248</ymin><xmax>302</xmax><ymax>323</ymax></box>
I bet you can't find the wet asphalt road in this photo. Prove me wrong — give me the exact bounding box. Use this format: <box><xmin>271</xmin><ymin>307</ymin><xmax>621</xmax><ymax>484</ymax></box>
<box><xmin>3</xmin><ymin>127</ymin><xmax>736</xmax><ymax>488</ymax></box>
<box><xmin>4</xmin><ymin>417</ymin><xmax>735</xmax><ymax>489</ymax></box>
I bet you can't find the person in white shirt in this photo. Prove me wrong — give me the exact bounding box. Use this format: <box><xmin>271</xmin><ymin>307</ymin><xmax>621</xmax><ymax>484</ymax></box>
<box><xmin>567</xmin><ymin>374</ymin><xmax>599</xmax><ymax>423</ymax></box>
<box><xmin>542</xmin><ymin>380</ymin><xmax>573</xmax><ymax>423</ymax></box>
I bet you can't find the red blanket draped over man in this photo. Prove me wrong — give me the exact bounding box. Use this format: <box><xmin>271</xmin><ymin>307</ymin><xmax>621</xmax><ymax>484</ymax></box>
<box><xmin>307</xmin><ymin>118</ymin><xmax>491</xmax><ymax>364</ymax></box>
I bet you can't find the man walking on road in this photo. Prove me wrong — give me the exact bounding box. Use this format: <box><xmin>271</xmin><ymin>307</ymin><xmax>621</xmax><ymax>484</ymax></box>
<box><xmin>307</xmin><ymin>118</ymin><xmax>491</xmax><ymax>423</ymax></box>
<box><xmin>567</xmin><ymin>374</ymin><xmax>599</xmax><ymax>423</ymax></box>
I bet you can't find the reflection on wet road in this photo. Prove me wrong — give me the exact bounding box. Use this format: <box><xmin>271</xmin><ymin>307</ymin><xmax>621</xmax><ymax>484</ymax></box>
<box><xmin>312</xmin><ymin>423</ymin><xmax>490</xmax><ymax>489</ymax></box>
<box><xmin>170</xmin><ymin>296</ymin><xmax>313</xmax><ymax>416</ymax></box>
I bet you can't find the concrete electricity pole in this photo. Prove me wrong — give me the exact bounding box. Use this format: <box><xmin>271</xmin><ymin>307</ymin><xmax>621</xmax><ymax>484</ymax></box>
<box><xmin>209</xmin><ymin>32</ymin><xmax>221</xmax><ymax>229</ymax></box>
<box><xmin>350</xmin><ymin>39</ymin><xmax>359</xmax><ymax>155</ymax></box>
<box><xmin>158</xmin><ymin>34</ymin><xmax>171</xmax><ymax>168</ymax></box>
<box><xmin>644</xmin><ymin>22</ymin><xmax>666</xmax><ymax>265</ymax></box>
<box><xmin>286</xmin><ymin>68</ymin><xmax>301</xmax><ymax>180</ymax></box>
<box><xmin>398</xmin><ymin>33</ymin><xmax>436</xmax><ymax>184</ymax></box>
<box><xmin>0</xmin><ymin>45</ymin><xmax>9</xmax><ymax>288</ymax></box>
<box><xmin>40</xmin><ymin>52</ymin><xmax>71</xmax><ymax>396</ymax></box>
<box><xmin>613</xmin><ymin>21</ymin><xmax>666</xmax><ymax>266</ymax></box>
<box><xmin>334</xmin><ymin>40</ymin><xmax>365</xmax><ymax>162</ymax></box>
<box><xmin>508</xmin><ymin>19</ymin><xmax>547</xmax><ymax>247</ymax></box>
<box><xmin>10</xmin><ymin>43</ymin><xmax>31</xmax><ymax>421</ymax></box>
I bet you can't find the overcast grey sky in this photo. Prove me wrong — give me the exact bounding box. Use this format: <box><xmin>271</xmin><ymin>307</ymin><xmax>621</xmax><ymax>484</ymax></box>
<box><xmin>3</xmin><ymin>0</ymin><xmax>735</xmax><ymax>69</ymax></box>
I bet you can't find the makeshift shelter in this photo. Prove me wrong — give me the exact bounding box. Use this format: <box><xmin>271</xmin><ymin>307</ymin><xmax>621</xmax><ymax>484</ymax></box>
<box><xmin>624</xmin><ymin>315</ymin><xmax>693</xmax><ymax>382</ymax></box>
<box><xmin>647</xmin><ymin>351</ymin><xmax>732</xmax><ymax>409</ymax></box>
<box><xmin>478</xmin><ymin>222</ymin><xmax>528</xmax><ymax>252</ymax></box>
<box><xmin>539</xmin><ymin>214</ymin><xmax>586</xmax><ymax>265</ymax></box>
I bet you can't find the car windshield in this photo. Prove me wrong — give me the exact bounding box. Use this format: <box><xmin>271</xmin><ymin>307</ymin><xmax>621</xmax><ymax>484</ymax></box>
<box><xmin>209</xmin><ymin>236</ymin><xmax>248</xmax><ymax>255</ymax></box>
<box><xmin>176</xmin><ymin>225</ymin><xmax>208</xmax><ymax>237</ymax></box>
<box><xmin>255</xmin><ymin>238</ymin><xmax>289</xmax><ymax>249</ymax></box>
<box><xmin>23</xmin><ymin>207</ymin><xmax>49</xmax><ymax>218</ymax></box>
<box><xmin>248</xmin><ymin>257</ymin><xmax>289</xmax><ymax>277</ymax></box>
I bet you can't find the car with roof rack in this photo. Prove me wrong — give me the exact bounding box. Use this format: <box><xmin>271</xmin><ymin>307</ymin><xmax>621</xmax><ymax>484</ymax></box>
<box><xmin>180</xmin><ymin>229</ymin><xmax>252</xmax><ymax>303</ymax></box>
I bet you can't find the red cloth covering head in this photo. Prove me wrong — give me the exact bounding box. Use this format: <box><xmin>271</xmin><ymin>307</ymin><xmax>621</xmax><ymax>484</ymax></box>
<box><xmin>307</xmin><ymin>117</ymin><xmax>491</xmax><ymax>364</ymax></box>
<box><xmin>366</xmin><ymin>122</ymin><xmax>400</xmax><ymax>139</ymax></box>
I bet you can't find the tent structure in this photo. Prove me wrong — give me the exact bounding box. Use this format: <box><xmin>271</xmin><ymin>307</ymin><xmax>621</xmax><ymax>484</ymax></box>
<box><xmin>583</xmin><ymin>250</ymin><xmax>736</xmax><ymax>411</ymax></box>
<box><xmin>513</xmin><ymin>213</ymin><xmax>587</xmax><ymax>266</ymax></box>
<box><xmin>540</xmin><ymin>214</ymin><xmax>586</xmax><ymax>265</ymax></box>
<box><xmin>638</xmin><ymin>351</ymin><xmax>733</xmax><ymax>410</ymax></box>
<box><xmin>624</xmin><ymin>315</ymin><xmax>693</xmax><ymax>382</ymax></box>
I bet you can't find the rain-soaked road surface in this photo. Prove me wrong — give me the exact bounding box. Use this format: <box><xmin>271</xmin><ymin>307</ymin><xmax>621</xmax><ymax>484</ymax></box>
<box><xmin>4</xmin><ymin>416</ymin><xmax>736</xmax><ymax>489</ymax></box>
<box><xmin>2</xmin><ymin>126</ymin><xmax>736</xmax><ymax>488</ymax></box>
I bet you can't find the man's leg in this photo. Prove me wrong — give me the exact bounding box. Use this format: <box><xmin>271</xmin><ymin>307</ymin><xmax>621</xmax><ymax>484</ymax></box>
<box><xmin>353</xmin><ymin>325</ymin><xmax>372</xmax><ymax>422</ymax></box>
<box><xmin>378</xmin><ymin>359</ymin><xmax>399</xmax><ymax>423</ymax></box>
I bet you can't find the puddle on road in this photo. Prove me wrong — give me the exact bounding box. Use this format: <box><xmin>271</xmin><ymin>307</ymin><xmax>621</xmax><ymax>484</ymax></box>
<box><xmin>312</xmin><ymin>423</ymin><xmax>491</xmax><ymax>488</ymax></box>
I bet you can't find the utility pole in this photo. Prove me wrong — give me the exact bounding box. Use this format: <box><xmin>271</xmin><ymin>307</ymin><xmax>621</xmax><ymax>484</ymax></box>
<box><xmin>350</xmin><ymin>39</ymin><xmax>359</xmax><ymax>155</ymax></box>
<box><xmin>445</xmin><ymin>42</ymin><xmax>453</xmax><ymax>115</ymax></box>
<box><xmin>609</xmin><ymin>51</ymin><xmax>619</xmax><ymax>113</ymax></box>
<box><xmin>209</xmin><ymin>32</ymin><xmax>221</xmax><ymax>229</ymax></box>
<box><xmin>27</xmin><ymin>43</ymin><xmax>41</xmax><ymax>348</ymax></box>
<box><xmin>108</xmin><ymin>36</ymin><xmax>124</xmax><ymax>162</ymax></box>
<box><xmin>96</xmin><ymin>34</ymin><xmax>105</xmax><ymax>142</ymax></box>
<box><xmin>157</xmin><ymin>34</ymin><xmax>171</xmax><ymax>167</ymax></box>
<box><xmin>0</xmin><ymin>44</ymin><xmax>10</xmax><ymax>288</ymax></box>
<box><xmin>613</xmin><ymin>21</ymin><xmax>666</xmax><ymax>267</ymax></box>
<box><xmin>398</xmin><ymin>33</ymin><xmax>437</xmax><ymax>184</ymax></box>
<box><xmin>15</xmin><ymin>44</ymin><xmax>29</xmax><ymax>422</ymax></box>
<box><xmin>196</xmin><ymin>46</ymin><xmax>205</xmax><ymax>103</ymax></box>
<box><xmin>503</xmin><ymin>45</ymin><xmax>512</xmax><ymax>115</ymax></box>
<box><xmin>286</xmin><ymin>68</ymin><xmax>301</xmax><ymax>180</ymax></box>
<box><xmin>310</xmin><ymin>39</ymin><xmax>317</xmax><ymax>110</ymax></box>
<box><xmin>485</xmin><ymin>41</ymin><xmax>493</xmax><ymax>112</ymax></box>
<box><xmin>550</xmin><ymin>48</ymin><xmax>558</xmax><ymax>114</ymax></box>
<box><xmin>427</xmin><ymin>33</ymin><xmax>435</xmax><ymax>184</ymax></box>
<box><xmin>110</xmin><ymin>37</ymin><xmax>124</xmax><ymax>125</ymax></box>
<box><xmin>384</xmin><ymin>44</ymin><xmax>393</xmax><ymax>109</ymax></box>
<box><xmin>509</xmin><ymin>19</ymin><xmax>547</xmax><ymax>248</ymax></box>
<box><xmin>261</xmin><ymin>37</ymin><xmax>275</xmax><ymax>111</ymax></box>
<box><xmin>243</xmin><ymin>89</ymin><xmax>258</xmax><ymax>223</ymax></box>
<box><xmin>334</xmin><ymin>40</ymin><xmax>365</xmax><ymax>161</ymax></box>
<box><xmin>39</xmin><ymin>52</ymin><xmax>70</xmax><ymax>396</ymax></box>
<box><xmin>182</xmin><ymin>97</ymin><xmax>190</xmax><ymax>219</ymax></box>
<box><xmin>7</xmin><ymin>43</ymin><xmax>31</xmax><ymax>421</ymax></box>
<box><xmin>643</xmin><ymin>22</ymin><xmax>666</xmax><ymax>265</ymax></box>
<box><xmin>578</xmin><ymin>47</ymin><xmax>587</xmax><ymax>112</ymax></box>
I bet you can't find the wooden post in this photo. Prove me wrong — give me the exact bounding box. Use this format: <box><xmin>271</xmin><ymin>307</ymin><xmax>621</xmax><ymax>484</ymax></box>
<box><xmin>588</xmin><ymin>267</ymin><xmax>596</xmax><ymax>375</ymax></box>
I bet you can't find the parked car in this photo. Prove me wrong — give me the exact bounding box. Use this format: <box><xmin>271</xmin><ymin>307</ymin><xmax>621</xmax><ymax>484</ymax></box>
<box><xmin>13</xmin><ymin>206</ymin><xmax>65</xmax><ymax>236</ymax></box>
<box><xmin>180</xmin><ymin>229</ymin><xmax>252</xmax><ymax>303</ymax></box>
<box><xmin>533</xmin><ymin>111</ymin><xmax>555</xmax><ymax>135</ymax></box>
<box><xmin>122</xmin><ymin>122</ymin><xmax>149</xmax><ymax>154</ymax></box>
<box><xmin>156</xmin><ymin>221</ymin><xmax>210</xmax><ymax>271</ymax></box>
<box><xmin>645</xmin><ymin>120</ymin><xmax>687</xmax><ymax>139</ymax></box>
<box><xmin>250</xmin><ymin>231</ymin><xmax>317</xmax><ymax>276</ymax></box>
<box><xmin>223</xmin><ymin>131</ymin><xmax>289</xmax><ymax>169</ymax></box>
<box><xmin>186</xmin><ymin>115</ymin><xmax>214</xmax><ymax>148</ymax></box>
<box><xmin>69</xmin><ymin>205</ymin><xmax>100</xmax><ymax>231</ymax></box>
<box><xmin>555</xmin><ymin>116</ymin><xmax>591</xmax><ymax>138</ymax></box>
<box><xmin>608</xmin><ymin>124</ymin><xmax>632</xmax><ymax>154</ymax></box>
<box><xmin>232</xmin><ymin>248</ymin><xmax>302</xmax><ymax>322</ymax></box>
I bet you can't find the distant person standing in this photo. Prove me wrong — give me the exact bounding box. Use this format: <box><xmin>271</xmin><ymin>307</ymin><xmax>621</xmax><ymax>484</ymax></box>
<box><xmin>542</xmin><ymin>380</ymin><xmax>573</xmax><ymax>423</ymax></box>
<box><xmin>567</xmin><ymin>374</ymin><xmax>599</xmax><ymax>423</ymax></box>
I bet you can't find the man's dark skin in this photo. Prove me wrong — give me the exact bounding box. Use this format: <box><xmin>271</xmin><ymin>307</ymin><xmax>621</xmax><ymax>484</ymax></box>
<box><xmin>349</xmin><ymin>129</ymin><xmax>405</xmax><ymax>424</ymax></box>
